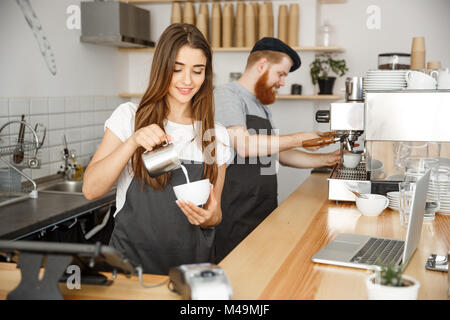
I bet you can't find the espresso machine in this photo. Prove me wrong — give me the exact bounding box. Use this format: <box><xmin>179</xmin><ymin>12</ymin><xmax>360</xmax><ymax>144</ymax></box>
<box><xmin>308</xmin><ymin>79</ymin><xmax>450</xmax><ymax>202</ymax></box>
<box><xmin>306</xmin><ymin>76</ymin><xmax>369</xmax><ymax>201</ymax></box>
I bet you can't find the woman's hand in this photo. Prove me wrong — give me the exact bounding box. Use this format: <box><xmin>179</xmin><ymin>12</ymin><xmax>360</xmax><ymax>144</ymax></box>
<box><xmin>129</xmin><ymin>124</ymin><xmax>172</xmax><ymax>151</ymax></box>
<box><xmin>176</xmin><ymin>185</ymin><xmax>221</xmax><ymax>229</ymax></box>
<box><xmin>322</xmin><ymin>149</ymin><xmax>341</xmax><ymax>166</ymax></box>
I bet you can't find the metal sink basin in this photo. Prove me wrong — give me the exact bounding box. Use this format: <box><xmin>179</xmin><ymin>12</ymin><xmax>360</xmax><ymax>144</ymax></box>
<box><xmin>40</xmin><ymin>180</ymin><xmax>84</xmax><ymax>195</ymax></box>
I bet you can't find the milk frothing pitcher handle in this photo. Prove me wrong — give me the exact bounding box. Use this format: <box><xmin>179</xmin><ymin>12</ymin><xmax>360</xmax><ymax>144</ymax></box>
<box><xmin>345</xmin><ymin>78</ymin><xmax>353</xmax><ymax>96</ymax></box>
<box><xmin>143</xmin><ymin>137</ymin><xmax>170</xmax><ymax>154</ymax></box>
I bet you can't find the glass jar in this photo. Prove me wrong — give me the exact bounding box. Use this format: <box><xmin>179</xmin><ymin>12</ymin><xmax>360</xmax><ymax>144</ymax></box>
<box><xmin>378</xmin><ymin>53</ymin><xmax>410</xmax><ymax>70</ymax></box>
<box><xmin>319</xmin><ymin>22</ymin><xmax>333</xmax><ymax>47</ymax></box>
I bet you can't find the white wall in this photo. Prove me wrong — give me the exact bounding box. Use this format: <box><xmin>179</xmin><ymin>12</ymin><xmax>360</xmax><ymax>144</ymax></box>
<box><xmin>0</xmin><ymin>0</ymin><xmax>128</xmax><ymax>97</ymax></box>
<box><xmin>0</xmin><ymin>0</ymin><xmax>128</xmax><ymax>180</ymax></box>
<box><xmin>319</xmin><ymin>0</ymin><xmax>450</xmax><ymax>96</ymax></box>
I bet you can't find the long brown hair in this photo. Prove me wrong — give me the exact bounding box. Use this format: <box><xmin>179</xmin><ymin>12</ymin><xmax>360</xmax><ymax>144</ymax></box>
<box><xmin>132</xmin><ymin>23</ymin><xmax>218</xmax><ymax>190</ymax></box>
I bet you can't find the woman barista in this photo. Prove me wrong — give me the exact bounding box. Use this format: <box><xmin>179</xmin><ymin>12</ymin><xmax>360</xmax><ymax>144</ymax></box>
<box><xmin>82</xmin><ymin>24</ymin><xmax>230</xmax><ymax>274</ymax></box>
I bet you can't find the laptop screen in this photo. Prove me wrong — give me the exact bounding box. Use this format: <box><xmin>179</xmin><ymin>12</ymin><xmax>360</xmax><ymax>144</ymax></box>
<box><xmin>401</xmin><ymin>169</ymin><xmax>431</xmax><ymax>267</ymax></box>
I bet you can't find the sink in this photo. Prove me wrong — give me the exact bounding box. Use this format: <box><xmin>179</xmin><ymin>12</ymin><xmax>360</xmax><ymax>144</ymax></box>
<box><xmin>40</xmin><ymin>180</ymin><xmax>84</xmax><ymax>195</ymax></box>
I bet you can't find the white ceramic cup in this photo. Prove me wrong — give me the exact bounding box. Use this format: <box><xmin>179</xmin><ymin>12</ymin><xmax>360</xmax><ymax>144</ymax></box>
<box><xmin>405</xmin><ymin>70</ymin><xmax>437</xmax><ymax>89</ymax></box>
<box><xmin>437</xmin><ymin>69</ymin><xmax>450</xmax><ymax>89</ymax></box>
<box><xmin>343</xmin><ymin>153</ymin><xmax>362</xmax><ymax>169</ymax></box>
<box><xmin>356</xmin><ymin>194</ymin><xmax>389</xmax><ymax>217</ymax></box>
<box><xmin>173</xmin><ymin>179</ymin><xmax>211</xmax><ymax>206</ymax></box>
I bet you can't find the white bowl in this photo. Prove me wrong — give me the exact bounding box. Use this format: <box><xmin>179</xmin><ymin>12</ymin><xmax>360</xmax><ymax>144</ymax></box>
<box><xmin>343</xmin><ymin>153</ymin><xmax>362</xmax><ymax>169</ymax></box>
<box><xmin>356</xmin><ymin>194</ymin><xmax>389</xmax><ymax>217</ymax></box>
<box><xmin>173</xmin><ymin>179</ymin><xmax>211</xmax><ymax>206</ymax></box>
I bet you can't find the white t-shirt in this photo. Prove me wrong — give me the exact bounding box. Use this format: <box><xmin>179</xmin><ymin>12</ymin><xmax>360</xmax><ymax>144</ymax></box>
<box><xmin>104</xmin><ymin>102</ymin><xmax>232</xmax><ymax>216</ymax></box>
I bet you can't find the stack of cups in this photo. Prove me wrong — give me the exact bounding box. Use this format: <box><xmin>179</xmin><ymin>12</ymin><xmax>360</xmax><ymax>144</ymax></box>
<box><xmin>171</xmin><ymin>2</ymin><xmax>182</xmax><ymax>24</ymax></box>
<box><xmin>183</xmin><ymin>2</ymin><xmax>195</xmax><ymax>25</ymax></box>
<box><xmin>411</xmin><ymin>37</ymin><xmax>426</xmax><ymax>70</ymax></box>
<box><xmin>196</xmin><ymin>4</ymin><xmax>209</xmax><ymax>41</ymax></box>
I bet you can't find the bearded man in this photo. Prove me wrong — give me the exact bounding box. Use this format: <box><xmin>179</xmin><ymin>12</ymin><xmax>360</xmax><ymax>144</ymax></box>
<box><xmin>213</xmin><ymin>37</ymin><xmax>340</xmax><ymax>263</ymax></box>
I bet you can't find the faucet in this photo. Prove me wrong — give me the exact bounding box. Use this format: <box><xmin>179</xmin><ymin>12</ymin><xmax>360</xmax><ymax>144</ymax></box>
<box><xmin>57</xmin><ymin>134</ymin><xmax>75</xmax><ymax>180</ymax></box>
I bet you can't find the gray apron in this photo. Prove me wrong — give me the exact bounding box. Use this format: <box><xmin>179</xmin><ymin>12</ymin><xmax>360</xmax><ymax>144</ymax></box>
<box><xmin>109</xmin><ymin>161</ymin><xmax>215</xmax><ymax>275</ymax></box>
<box><xmin>214</xmin><ymin>114</ymin><xmax>278</xmax><ymax>263</ymax></box>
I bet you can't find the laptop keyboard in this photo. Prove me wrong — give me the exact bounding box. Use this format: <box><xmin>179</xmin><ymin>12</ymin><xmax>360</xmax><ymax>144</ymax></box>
<box><xmin>350</xmin><ymin>238</ymin><xmax>405</xmax><ymax>266</ymax></box>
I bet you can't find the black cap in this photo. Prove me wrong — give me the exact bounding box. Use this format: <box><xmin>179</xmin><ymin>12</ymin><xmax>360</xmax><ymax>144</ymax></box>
<box><xmin>250</xmin><ymin>37</ymin><xmax>301</xmax><ymax>72</ymax></box>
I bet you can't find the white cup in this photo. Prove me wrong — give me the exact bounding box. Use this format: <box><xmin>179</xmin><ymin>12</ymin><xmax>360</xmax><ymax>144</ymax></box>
<box><xmin>356</xmin><ymin>194</ymin><xmax>389</xmax><ymax>217</ymax></box>
<box><xmin>437</xmin><ymin>69</ymin><xmax>450</xmax><ymax>89</ymax></box>
<box><xmin>405</xmin><ymin>70</ymin><xmax>437</xmax><ymax>89</ymax></box>
<box><xmin>173</xmin><ymin>179</ymin><xmax>211</xmax><ymax>206</ymax></box>
<box><xmin>343</xmin><ymin>153</ymin><xmax>362</xmax><ymax>169</ymax></box>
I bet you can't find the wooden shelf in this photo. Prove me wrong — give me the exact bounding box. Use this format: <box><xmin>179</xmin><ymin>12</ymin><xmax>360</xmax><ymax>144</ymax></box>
<box><xmin>119</xmin><ymin>46</ymin><xmax>344</xmax><ymax>53</ymax></box>
<box><xmin>119</xmin><ymin>92</ymin><xmax>342</xmax><ymax>100</ymax></box>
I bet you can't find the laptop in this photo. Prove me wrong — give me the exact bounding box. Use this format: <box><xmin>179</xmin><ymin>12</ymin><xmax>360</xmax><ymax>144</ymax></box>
<box><xmin>312</xmin><ymin>169</ymin><xmax>430</xmax><ymax>271</ymax></box>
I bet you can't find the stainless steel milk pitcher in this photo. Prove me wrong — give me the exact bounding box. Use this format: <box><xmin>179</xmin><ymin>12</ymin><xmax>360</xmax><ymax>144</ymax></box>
<box><xmin>142</xmin><ymin>140</ymin><xmax>181</xmax><ymax>177</ymax></box>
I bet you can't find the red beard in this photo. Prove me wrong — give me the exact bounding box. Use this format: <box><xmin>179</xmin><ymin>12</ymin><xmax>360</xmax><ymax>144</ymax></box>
<box><xmin>254</xmin><ymin>70</ymin><xmax>278</xmax><ymax>105</ymax></box>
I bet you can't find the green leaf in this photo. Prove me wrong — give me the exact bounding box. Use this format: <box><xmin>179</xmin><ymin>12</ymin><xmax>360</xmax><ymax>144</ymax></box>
<box><xmin>309</xmin><ymin>53</ymin><xmax>348</xmax><ymax>85</ymax></box>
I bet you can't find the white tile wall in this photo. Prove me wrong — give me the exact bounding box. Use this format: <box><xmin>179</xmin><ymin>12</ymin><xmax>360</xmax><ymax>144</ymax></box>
<box><xmin>0</xmin><ymin>96</ymin><xmax>126</xmax><ymax>180</ymax></box>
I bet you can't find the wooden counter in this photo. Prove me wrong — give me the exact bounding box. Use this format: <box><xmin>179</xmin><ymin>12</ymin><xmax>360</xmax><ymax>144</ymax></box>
<box><xmin>0</xmin><ymin>173</ymin><xmax>448</xmax><ymax>300</ymax></box>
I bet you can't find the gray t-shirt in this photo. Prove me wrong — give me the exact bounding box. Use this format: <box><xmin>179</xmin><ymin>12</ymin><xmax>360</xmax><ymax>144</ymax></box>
<box><xmin>214</xmin><ymin>81</ymin><xmax>275</xmax><ymax>130</ymax></box>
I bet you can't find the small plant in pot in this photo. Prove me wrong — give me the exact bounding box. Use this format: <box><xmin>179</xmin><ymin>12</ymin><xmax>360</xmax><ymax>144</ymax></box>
<box><xmin>366</xmin><ymin>261</ymin><xmax>420</xmax><ymax>300</ymax></box>
<box><xmin>310</xmin><ymin>53</ymin><xmax>348</xmax><ymax>95</ymax></box>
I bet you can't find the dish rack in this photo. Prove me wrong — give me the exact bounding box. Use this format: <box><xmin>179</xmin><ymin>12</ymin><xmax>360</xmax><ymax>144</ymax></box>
<box><xmin>0</xmin><ymin>120</ymin><xmax>41</xmax><ymax>206</ymax></box>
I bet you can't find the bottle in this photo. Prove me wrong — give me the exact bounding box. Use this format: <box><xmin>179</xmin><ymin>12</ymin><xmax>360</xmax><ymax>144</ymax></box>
<box><xmin>319</xmin><ymin>21</ymin><xmax>333</xmax><ymax>47</ymax></box>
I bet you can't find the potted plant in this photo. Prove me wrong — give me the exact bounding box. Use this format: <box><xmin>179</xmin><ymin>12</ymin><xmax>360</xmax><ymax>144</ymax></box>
<box><xmin>310</xmin><ymin>53</ymin><xmax>348</xmax><ymax>95</ymax></box>
<box><xmin>366</xmin><ymin>262</ymin><xmax>420</xmax><ymax>300</ymax></box>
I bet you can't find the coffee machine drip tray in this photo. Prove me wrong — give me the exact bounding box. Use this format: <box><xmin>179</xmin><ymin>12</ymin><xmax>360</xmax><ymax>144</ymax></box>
<box><xmin>328</xmin><ymin>163</ymin><xmax>371</xmax><ymax>202</ymax></box>
<box><xmin>332</xmin><ymin>163</ymin><xmax>369</xmax><ymax>181</ymax></box>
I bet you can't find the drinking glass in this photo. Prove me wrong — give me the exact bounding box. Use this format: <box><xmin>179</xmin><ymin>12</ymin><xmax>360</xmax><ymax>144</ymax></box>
<box><xmin>405</xmin><ymin>158</ymin><xmax>439</xmax><ymax>221</ymax></box>
<box><xmin>394</xmin><ymin>142</ymin><xmax>428</xmax><ymax>171</ymax></box>
<box><xmin>399</xmin><ymin>181</ymin><xmax>415</xmax><ymax>227</ymax></box>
